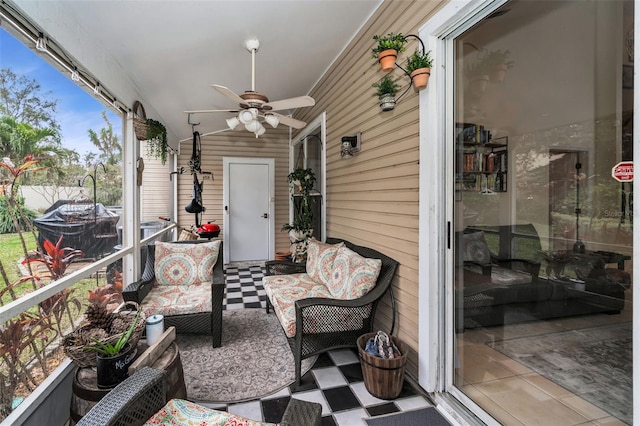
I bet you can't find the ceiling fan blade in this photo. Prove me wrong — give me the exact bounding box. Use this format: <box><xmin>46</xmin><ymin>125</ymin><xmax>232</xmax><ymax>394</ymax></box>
<box><xmin>212</xmin><ymin>84</ymin><xmax>249</xmax><ymax>107</ymax></box>
<box><xmin>264</xmin><ymin>96</ymin><xmax>315</xmax><ymax>112</ymax></box>
<box><xmin>268</xmin><ymin>112</ymin><xmax>307</xmax><ymax>129</ymax></box>
<box><xmin>184</xmin><ymin>109</ymin><xmax>239</xmax><ymax>114</ymax></box>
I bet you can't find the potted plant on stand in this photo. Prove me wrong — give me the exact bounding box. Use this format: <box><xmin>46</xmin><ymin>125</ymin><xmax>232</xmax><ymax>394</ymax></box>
<box><xmin>371</xmin><ymin>33</ymin><xmax>407</xmax><ymax>72</ymax></box>
<box><xmin>373</xmin><ymin>76</ymin><xmax>400</xmax><ymax>112</ymax></box>
<box><xmin>406</xmin><ymin>49</ymin><xmax>434</xmax><ymax>90</ymax></box>
<box><xmin>85</xmin><ymin>307</ymin><xmax>142</xmax><ymax>389</ymax></box>
<box><xmin>282</xmin><ymin>168</ymin><xmax>316</xmax><ymax>262</ymax></box>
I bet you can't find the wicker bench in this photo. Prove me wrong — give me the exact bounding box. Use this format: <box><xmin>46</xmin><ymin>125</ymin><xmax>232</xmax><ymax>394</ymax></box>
<box><xmin>264</xmin><ymin>237</ymin><xmax>399</xmax><ymax>384</ymax></box>
<box><xmin>123</xmin><ymin>240</ymin><xmax>224</xmax><ymax>347</ymax></box>
<box><xmin>76</xmin><ymin>367</ymin><xmax>321</xmax><ymax>426</ymax></box>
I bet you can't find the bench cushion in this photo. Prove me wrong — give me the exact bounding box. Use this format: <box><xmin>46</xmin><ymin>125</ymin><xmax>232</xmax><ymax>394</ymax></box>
<box><xmin>154</xmin><ymin>240</ymin><xmax>221</xmax><ymax>286</ymax></box>
<box><xmin>306</xmin><ymin>239</ymin><xmax>344</xmax><ymax>287</ymax></box>
<box><xmin>328</xmin><ymin>246</ymin><xmax>381</xmax><ymax>299</ymax></box>
<box><xmin>142</xmin><ymin>282</ymin><xmax>211</xmax><ymax>317</ymax></box>
<box><xmin>263</xmin><ymin>273</ymin><xmax>333</xmax><ymax>337</ymax></box>
<box><xmin>145</xmin><ymin>398</ymin><xmax>277</xmax><ymax>426</ymax></box>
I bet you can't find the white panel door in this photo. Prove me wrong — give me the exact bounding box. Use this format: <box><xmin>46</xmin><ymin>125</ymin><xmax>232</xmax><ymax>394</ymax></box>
<box><xmin>223</xmin><ymin>157</ymin><xmax>274</xmax><ymax>263</ymax></box>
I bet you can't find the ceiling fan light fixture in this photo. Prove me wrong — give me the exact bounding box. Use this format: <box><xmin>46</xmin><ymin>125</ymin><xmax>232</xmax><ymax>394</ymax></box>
<box><xmin>254</xmin><ymin>123</ymin><xmax>266</xmax><ymax>136</ymax></box>
<box><xmin>245</xmin><ymin>119</ymin><xmax>262</xmax><ymax>133</ymax></box>
<box><xmin>226</xmin><ymin>116</ymin><xmax>240</xmax><ymax>130</ymax></box>
<box><xmin>264</xmin><ymin>114</ymin><xmax>280</xmax><ymax>128</ymax></box>
<box><xmin>238</xmin><ymin>109</ymin><xmax>257</xmax><ymax>124</ymax></box>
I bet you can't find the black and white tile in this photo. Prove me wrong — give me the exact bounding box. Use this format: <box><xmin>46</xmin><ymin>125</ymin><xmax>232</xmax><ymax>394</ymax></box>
<box><xmin>218</xmin><ymin>264</ymin><xmax>435</xmax><ymax>425</ymax></box>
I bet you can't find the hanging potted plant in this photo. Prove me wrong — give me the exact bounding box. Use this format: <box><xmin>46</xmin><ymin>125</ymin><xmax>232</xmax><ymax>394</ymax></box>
<box><xmin>84</xmin><ymin>307</ymin><xmax>142</xmax><ymax>389</ymax></box>
<box><xmin>281</xmin><ymin>168</ymin><xmax>316</xmax><ymax>262</ymax></box>
<box><xmin>145</xmin><ymin>118</ymin><xmax>169</xmax><ymax>165</ymax></box>
<box><xmin>373</xmin><ymin>76</ymin><xmax>400</xmax><ymax>112</ymax></box>
<box><xmin>371</xmin><ymin>33</ymin><xmax>407</xmax><ymax>72</ymax></box>
<box><xmin>483</xmin><ymin>49</ymin><xmax>514</xmax><ymax>82</ymax></box>
<box><xmin>406</xmin><ymin>49</ymin><xmax>434</xmax><ymax>90</ymax></box>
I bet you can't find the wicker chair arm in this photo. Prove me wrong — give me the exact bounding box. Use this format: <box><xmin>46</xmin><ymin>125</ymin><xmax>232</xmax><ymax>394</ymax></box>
<box><xmin>265</xmin><ymin>260</ymin><xmax>307</xmax><ymax>276</ymax></box>
<box><xmin>77</xmin><ymin>367</ymin><xmax>166</xmax><ymax>426</ymax></box>
<box><xmin>122</xmin><ymin>279</ymin><xmax>155</xmax><ymax>303</ymax></box>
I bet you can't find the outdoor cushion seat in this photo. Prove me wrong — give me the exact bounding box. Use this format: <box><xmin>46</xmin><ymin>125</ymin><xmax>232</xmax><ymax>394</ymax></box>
<box><xmin>140</xmin><ymin>282</ymin><xmax>212</xmax><ymax>317</ymax></box>
<box><xmin>263</xmin><ymin>273</ymin><xmax>334</xmax><ymax>337</ymax></box>
<box><xmin>264</xmin><ymin>238</ymin><xmax>398</xmax><ymax>384</ymax></box>
<box><xmin>123</xmin><ymin>240</ymin><xmax>224</xmax><ymax>348</ymax></box>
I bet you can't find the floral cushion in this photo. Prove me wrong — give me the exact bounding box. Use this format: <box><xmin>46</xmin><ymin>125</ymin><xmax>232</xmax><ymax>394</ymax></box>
<box><xmin>461</xmin><ymin>232</ymin><xmax>492</xmax><ymax>265</ymax></box>
<box><xmin>142</xmin><ymin>282</ymin><xmax>211</xmax><ymax>317</ymax></box>
<box><xmin>145</xmin><ymin>398</ymin><xmax>277</xmax><ymax>426</ymax></box>
<box><xmin>328</xmin><ymin>246</ymin><xmax>381</xmax><ymax>300</ymax></box>
<box><xmin>263</xmin><ymin>273</ymin><xmax>333</xmax><ymax>337</ymax></box>
<box><xmin>305</xmin><ymin>238</ymin><xmax>344</xmax><ymax>287</ymax></box>
<box><xmin>155</xmin><ymin>240</ymin><xmax>220</xmax><ymax>286</ymax></box>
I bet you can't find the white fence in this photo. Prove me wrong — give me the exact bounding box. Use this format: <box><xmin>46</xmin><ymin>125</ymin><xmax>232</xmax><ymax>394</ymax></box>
<box><xmin>18</xmin><ymin>186</ymin><xmax>85</xmax><ymax>211</ymax></box>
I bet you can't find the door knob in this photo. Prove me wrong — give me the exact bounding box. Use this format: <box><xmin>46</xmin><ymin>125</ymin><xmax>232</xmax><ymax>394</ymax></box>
<box><xmin>262</xmin><ymin>213</ymin><xmax>268</xmax><ymax>218</ymax></box>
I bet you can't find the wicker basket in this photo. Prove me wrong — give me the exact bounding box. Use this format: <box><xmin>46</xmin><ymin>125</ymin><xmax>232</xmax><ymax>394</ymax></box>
<box><xmin>132</xmin><ymin>100</ymin><xmax>148</xmax><ymax>141</ymax></box>
<box><xmin>63</xmin><ymin>302</ymin><xmax>146</xmax><ymax>368</ymax></box>
<box><xmin>179</xmin><ymin>229</ymin><xmax>199</xmax><ymax>241</ymax></box>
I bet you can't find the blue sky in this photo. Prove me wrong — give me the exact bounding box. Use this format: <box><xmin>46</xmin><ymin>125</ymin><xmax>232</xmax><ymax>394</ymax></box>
<box><xmin>1</xmin><ymin>28</ymin><xmax>121</xmax><ymax>158</ymax></box>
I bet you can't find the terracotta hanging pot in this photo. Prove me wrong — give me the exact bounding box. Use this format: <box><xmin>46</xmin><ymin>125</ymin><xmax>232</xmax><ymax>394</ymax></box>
<box><xmin>469</xmin><ymin>75</ymin><xmax>490</xmax><ymax>95</ymax></box>
<box><xmin>489</xmin><ymin>64</ymin><xmax>508</xmax><ymax>83</ymax></box>
<box><xmin>411</xmin><ymin>68</ymin><xmax>431</xmax><ymax>90</ymax></box>
<box><xmin>377</xmin><ymin>49</ymin><xmax>398</xmax><ymax>72</ymax></box>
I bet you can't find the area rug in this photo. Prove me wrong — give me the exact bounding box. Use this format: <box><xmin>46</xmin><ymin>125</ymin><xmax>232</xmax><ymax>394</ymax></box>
<box><xmin>176</xmin><ymin>308</ymin><xmax>316</xmax><ymax>403</ymax></box>
<box><xmin>366</xmin><ymin>407</ymin><xmax>451</xmax><ymax>425</ymax></box>
<box><xmin>489</xmin><ymin>322</ymin><xmax>632</xmax><ymax>424</ymax></box>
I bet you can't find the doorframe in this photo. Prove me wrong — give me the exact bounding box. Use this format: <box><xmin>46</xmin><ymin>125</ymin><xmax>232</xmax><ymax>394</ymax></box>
<box><xmin>222</xmin><ymin>156</ymin><xmax>275</xmax><ymax>264</ymax></box>
<box><xmin>419</xmin><ymin>1</ymin><xmax>639</xmax><ymax>424</ymax></box>
<box><xmin>291</xmin><ymin>112</ymin><xmax>327</xmax><ymax>241</ymax></box>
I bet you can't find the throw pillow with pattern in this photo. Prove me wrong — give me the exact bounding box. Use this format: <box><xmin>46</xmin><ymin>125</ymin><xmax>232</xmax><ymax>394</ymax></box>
<box><xmin>329</xmin><ymin>245</ymin><xmax>381</xmax><ymax>299</ymax></box>
<box><xmin>155</xmin><ymin>240</ymin><xmax>221</xmax><ymax>286</ymax></box>
<box><xmin>306</xmin><ymin>238</ymin><xmax>344</xmax><ymax>287</ymax></box>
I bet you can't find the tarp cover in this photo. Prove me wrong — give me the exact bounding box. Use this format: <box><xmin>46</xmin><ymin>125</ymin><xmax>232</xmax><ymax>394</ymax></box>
<box><xmin>33</xmin><ymin>201</ymin><xmax>119</xmax><ymax>258</ymax></box>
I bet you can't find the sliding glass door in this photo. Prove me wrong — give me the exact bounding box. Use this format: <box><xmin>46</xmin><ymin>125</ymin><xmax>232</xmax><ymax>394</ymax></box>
<box><xmin>452</xmin><ymin>1</ymin><xmax>633</xmax><ymax>424</ymax></box>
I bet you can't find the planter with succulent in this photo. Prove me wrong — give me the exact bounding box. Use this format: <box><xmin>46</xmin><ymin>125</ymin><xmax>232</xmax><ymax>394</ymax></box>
<box><xmin>145</xmin><ymin>118</ymin><xmax>169</xmax><ymax>165</ymax></box>
<box><xmin>281</xmin><ymin>168</ymin><xmax>316</xmax><ymax>262</ymax></box>
<box><xmin>373</xmin><ymin>76</ymin><xmax>401</xmax><ymax>111</ymax></box>
<box><xmin>84</xmin><ymin>307</ymin><xmax>142</xmax><ymax>389</ymax></box>
<box><xmin>406</xmin><ymin>49</ymin><xmax>434</xmax><ymax>90</ymax></box>
<box><xmin>371</xmin><ymin>33</ymin><xmax>407</xmax><ymax>72</ymax></box>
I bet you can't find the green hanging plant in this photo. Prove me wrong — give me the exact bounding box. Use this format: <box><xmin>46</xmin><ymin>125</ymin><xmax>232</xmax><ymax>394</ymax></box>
<box><xmin>145</xmin><ymin>118</ymin><xmax>168</xmax><ymax>165</ymax></box>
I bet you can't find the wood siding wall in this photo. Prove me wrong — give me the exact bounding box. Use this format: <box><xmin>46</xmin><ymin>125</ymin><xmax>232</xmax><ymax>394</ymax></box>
<box><xmin>293</xmin><ymin>0</ymin><xmax>444</xmax><ymax>378</ymax></box>
<box><xmin>141</xmin><ymin>140</ymin><xmax>173</xmax><ymax>222</ymax></box>
<box><xmin>175</xmin><ymin>128</ymin><xmax>291</xmax><ymax>251</ymax></box>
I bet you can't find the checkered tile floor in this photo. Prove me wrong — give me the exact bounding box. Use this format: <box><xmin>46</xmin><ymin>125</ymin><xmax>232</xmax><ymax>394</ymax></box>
<box><xmin>212</xmin><ymin>264</ymin><xmax>436</xmax><ymax>426</ymax></box>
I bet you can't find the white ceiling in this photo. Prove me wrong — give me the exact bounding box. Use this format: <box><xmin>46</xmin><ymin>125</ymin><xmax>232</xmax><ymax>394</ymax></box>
<box><xmin>14</xmin><ymin>1</ymin><xmax>382</xmax><ymax>145</ymax></box>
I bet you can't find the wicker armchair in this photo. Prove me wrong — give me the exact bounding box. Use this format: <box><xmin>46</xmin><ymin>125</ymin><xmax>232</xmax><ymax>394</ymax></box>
<box><xmin>123</xmin><ymin>240</ymin><xmax>224</xmax><ymax>347</ymax></box>
<box><xmin>77</xmin><ymin>367</ymin><xmax>322</xmax><ymax>426</ymax></box>
<box><xmin>265</xmin><ymin>237</ymin><xmax>399</xmax><ymax>384</ymax></box>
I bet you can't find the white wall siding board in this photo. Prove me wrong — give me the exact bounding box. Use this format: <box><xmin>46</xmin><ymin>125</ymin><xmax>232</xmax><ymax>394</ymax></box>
<box><xmin>141</xmin><ymin>141</ymin><xmax>172</xmax><ymax>222</ymax></box>
<box><xmin>290</xmin><ymin>0</ymin><xmax>444</xmax><ymax>378</ymax></box>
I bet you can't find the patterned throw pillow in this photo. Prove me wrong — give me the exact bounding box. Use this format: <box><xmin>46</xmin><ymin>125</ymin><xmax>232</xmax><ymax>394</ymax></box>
<box><xmin>306</xmin><ymin>238</ymin><xmax>344</xmax><ymax>287</ymax></box>
<box><xmin>154</xmin><ymin>240</ymin><xmax>221</xmax><ymax>286</ymax></box>
<box><xmin>461</xmin><ymin>232</ymin><xmax>492</xmax><ymax>265</ymax></box>
<box><xmin>329</xmin><ymin>246</ymin><xmax>382</xmax><ymax>300</ymax></box>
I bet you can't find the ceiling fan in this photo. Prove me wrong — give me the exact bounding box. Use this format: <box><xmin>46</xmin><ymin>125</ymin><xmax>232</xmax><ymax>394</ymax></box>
<box><xmin>185</xmin><ymin>38</ymin><xmax>315</xmax><ymax>137</ymax></box>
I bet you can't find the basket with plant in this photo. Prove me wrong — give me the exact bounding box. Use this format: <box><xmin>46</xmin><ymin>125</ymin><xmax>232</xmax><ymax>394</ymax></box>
<box><xmin>63</xmin><ymin>296</ymin><xmax>145</xmax><ymax>367</ymax></box>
